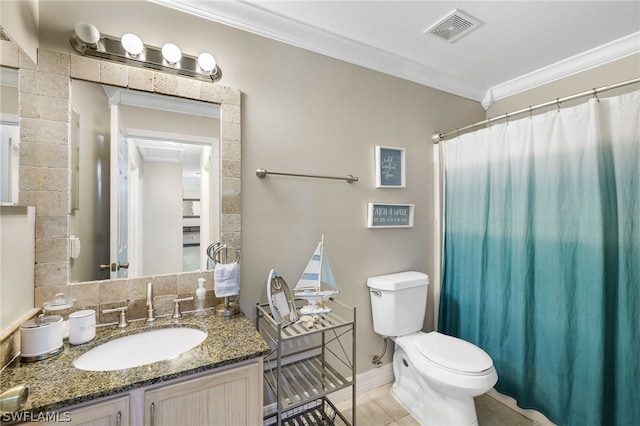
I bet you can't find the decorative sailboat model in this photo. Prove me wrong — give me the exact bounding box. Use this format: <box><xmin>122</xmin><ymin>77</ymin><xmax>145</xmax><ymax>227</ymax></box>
<box><xmin>293</xmin><ymin>235</ymin><xmax>339</xmax><ymax>315</ymax></box>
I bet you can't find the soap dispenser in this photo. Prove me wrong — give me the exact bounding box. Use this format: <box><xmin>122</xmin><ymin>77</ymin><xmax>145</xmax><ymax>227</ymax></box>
<box><xmin>194</xmin><ymin>278</ymin><xmax>209</xmax><ymax>317</ymax></box>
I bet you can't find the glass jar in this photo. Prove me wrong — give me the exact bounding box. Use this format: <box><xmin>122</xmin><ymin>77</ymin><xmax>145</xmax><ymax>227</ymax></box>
<box><xmin>42</xmin><ymin>293</ymin><xmax>75</xmax><ymax>338</ymax></box>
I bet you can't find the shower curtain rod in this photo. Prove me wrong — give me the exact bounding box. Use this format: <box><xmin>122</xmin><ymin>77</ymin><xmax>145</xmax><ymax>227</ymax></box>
<box><xmin>432</xmin><ymin>77</ymin><xmax>640</xmax><ymax>143</ymax></box>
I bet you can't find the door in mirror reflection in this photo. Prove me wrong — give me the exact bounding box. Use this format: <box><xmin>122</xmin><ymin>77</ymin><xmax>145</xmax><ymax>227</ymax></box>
<box><xmin>70</xmin><ymin>80</ymin><xmax>220</xmax><ymax>282</ymax></box>
<box><xmin>1</xmin><ymin>66</ymin><xmax>19</xmax><ymax>205</ymax></box>
<box><xmin>110</xmin><ymin>104</ymin><xmax>129</xmax><ymax>279</ymax></box>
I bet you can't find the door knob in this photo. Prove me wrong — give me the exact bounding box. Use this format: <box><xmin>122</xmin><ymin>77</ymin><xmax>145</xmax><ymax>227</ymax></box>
<box><xmin>99</xmin><ymin>262</ymin><xmax>129</xmax><ymax>271</ymax></box>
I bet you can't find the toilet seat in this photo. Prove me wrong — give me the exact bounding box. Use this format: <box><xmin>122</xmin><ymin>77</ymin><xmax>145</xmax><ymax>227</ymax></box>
<box><xmin>414</xmin><ymin>332</ymin><xmax>493</xmax><ymax>375</ymax></box>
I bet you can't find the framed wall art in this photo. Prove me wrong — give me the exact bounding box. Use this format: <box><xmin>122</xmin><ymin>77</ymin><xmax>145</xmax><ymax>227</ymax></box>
<box><xmin>375</xmin><ymin>146</ymin><xmax>406</xmax><ymax>188</ymax></box>
<box><xmin>367</xmin><ymin>202</ymin><xmax>414</xmax><ymax>228</ymax></box>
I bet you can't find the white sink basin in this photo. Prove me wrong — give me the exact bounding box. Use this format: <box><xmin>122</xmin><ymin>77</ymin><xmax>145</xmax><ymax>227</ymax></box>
<box><xmin>73</xmin><ymin>327</ymin><xmax>207</xmax><ymax>371</ymax></box>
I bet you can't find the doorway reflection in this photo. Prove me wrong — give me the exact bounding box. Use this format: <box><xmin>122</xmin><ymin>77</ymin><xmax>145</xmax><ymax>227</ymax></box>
<box><xmin>69</xmin><ymin>79</ymin><xmax>220</xmax><ymax>282</ymax></box>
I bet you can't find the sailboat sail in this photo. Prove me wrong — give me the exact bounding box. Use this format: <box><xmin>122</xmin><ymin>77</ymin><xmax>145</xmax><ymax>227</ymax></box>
<box><xmin>320</xmin><ymin>250</ymin><xmax>337</xmax><ymax>291</ymax></box>
<box><xmin>293</xmin><ymin>235</ymin><xmax>339</xmax><ymax>313</ymax></box>
<box><xmin>295</xmin><ymin>244</ymin><xmax>322</xmax><ymax>291</ymax></box>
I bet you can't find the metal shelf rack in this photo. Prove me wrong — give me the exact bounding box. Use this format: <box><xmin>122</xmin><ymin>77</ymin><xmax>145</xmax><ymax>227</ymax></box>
<box><xmin>256</xmin><ymin>298</ymin><xmax>356</xmax><ymax>425</ymax></box>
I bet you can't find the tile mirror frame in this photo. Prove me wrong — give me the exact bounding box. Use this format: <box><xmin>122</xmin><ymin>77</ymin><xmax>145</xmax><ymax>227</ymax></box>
<box><xmin>14</xmin><ymin>48</ymin><xmax>241</xmax><ymax>304</ymax></box>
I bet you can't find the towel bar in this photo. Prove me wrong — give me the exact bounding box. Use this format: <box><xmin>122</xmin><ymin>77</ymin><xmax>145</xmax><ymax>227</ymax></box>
<box><xmin>256</xmin><ymin>168</ymin><xmax>358</xmax><ymax>184</ymax></box>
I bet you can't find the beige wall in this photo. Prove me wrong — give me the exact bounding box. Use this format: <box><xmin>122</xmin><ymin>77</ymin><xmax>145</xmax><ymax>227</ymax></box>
<box><xmin>487</xmin><ymin>54</ymin><xmax>640</xmax><ymax>118</ymax></box>
<box><xmin>1</xmin><ymin>207</ymin><xmax>35</xmax><ymax>332</ymax></box>
<box><xmin>0</xmin><ymin>0</ymin><xmax>39</xmax><ymax>64</ymax></box>
<box><xmin>30</xmin><ymin>1</ymin><xmax>485</xmax><ymax>373</ymax></box>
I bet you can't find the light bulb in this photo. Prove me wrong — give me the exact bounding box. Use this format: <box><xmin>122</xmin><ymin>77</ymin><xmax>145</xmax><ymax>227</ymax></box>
<box><xmin>161</xmin><ymin>43</ymin><xmax>182</xmax><ymax>64</ymax></box>
<box><xmin>74</xmin><ymin>22</ymin><xmax>100</xmax><ymax>45</ymax></box>
<box><xmin>197</xmin><ymin>53</ymin><xmax>216</xmax><ymax>72</ymax></box>
<box><xmin>121</xmin><ymin>33</ymin><xmax>143</xmax><ymax>56</ymax></box>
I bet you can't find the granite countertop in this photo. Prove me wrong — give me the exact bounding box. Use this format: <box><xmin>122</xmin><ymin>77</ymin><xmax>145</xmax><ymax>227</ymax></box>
<box><xmin>0</xmin><ymin>310</ymin><xmax>270</xmax><ymax>415</ymax></box>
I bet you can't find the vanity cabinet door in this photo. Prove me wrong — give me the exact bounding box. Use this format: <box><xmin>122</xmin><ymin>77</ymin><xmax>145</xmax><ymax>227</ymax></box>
<box><xmin>23</xmin><ymin>396</ymin><xmax>129</xmax><ymax>426</ymax></box>
<box><xmin>144</xmin><ymin>361</ymin><xmax>262</xmax><ymax>426</ymax></box>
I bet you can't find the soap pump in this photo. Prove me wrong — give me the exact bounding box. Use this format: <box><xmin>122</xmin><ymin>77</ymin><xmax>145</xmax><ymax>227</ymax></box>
<box><xmin>194</xmin><ymin>278</ymin><xmax>209</xmax><ymax>317</ymax></box>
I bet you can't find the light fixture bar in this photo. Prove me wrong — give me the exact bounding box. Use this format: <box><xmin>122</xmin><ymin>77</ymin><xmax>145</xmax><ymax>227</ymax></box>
<box><xmin>71</xmin><ymin>31</ymin><xmax>222</xmax><ymax>82</ymax></box>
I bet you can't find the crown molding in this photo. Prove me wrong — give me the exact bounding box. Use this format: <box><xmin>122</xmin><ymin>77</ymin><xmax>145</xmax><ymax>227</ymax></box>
<box><xmin>485</xmin><ymin>32</ymin><xmax>640</xmax><ymax>104</ymax></box>
<box><xmin>153</xmin><ymin>1</ymin><xmax>638</xmax><ymax>105</ymax></box>
<box><xmin>150</xmin><ymin>0</ymin><xmax>485</xmax><ymax>101</ymax></box>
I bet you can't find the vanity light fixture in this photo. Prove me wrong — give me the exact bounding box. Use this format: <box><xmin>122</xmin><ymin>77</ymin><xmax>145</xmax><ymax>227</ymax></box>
<box><xmin>161</xmin><ymin>43</ymin><xmax>182</xmax><ymax>65</ymax></box>
<box><xmin>70</xmin><ymin>22</ymin><xmax>100</xmax><ymax>53</ymax></box>
<box><xmin>70</xmin><ymin>22</ymin><xmax>222</xmax><ymax>82</ymax></box>
<box><xmin>197</xmin><ymin>52</ymin><xmax>217</xmax><ymax>73</ymax></box>
<box><xmin>121</xmin><ymin>33</ymin><xmax>144</xmax><ymax>57</ymax></box>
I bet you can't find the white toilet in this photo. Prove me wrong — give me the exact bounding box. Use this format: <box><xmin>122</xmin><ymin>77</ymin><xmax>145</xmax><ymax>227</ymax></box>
<box><xmin>367</xmin><ymin>271</ymin><xmax>497</xmax><ymax>426</ymax></box>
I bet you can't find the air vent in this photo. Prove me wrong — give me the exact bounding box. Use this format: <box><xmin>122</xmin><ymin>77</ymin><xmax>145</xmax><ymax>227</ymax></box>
<box><xmin>425</xmin><ymin>9</ymin><xmax>482</xmax><ymax>43</ymax></box>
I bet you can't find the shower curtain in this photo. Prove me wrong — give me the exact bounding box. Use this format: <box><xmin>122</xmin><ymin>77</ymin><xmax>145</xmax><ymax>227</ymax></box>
<box><xmin>438</xmin><ymin>90</ymin><xmax>639</xmax><ymax>426</ymax></box>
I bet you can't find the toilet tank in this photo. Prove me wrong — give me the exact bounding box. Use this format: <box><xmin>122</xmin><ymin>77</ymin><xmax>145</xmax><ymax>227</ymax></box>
<box><xmin>367</xmin><ymin>271</ymin><xmax>429</xmax><ymax>337</ymax></box>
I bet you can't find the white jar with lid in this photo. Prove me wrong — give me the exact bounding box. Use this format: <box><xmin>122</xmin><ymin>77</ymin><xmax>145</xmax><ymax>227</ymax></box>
<box><xmin>20</xmin><ymin>314</ymin><xmax>64</xmax><ymax>362</ymax></box>
<box><xmin>69</xmin><ymin>310</ymin><xmax>96</xmax><ymax>345</ymax></box>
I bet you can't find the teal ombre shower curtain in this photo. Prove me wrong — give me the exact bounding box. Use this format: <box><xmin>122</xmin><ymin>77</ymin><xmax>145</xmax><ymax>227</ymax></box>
<box><xmin>438</xmin><ymin>90</ymin><xmax>639</xmax><ymax>425</ymax></box>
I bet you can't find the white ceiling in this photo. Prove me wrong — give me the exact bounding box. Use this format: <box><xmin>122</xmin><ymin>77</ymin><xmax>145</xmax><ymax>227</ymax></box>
<box><xmin>152</xmin><ymin>0</ymin><xmax>640</xmax><ymax>106</ymax></box>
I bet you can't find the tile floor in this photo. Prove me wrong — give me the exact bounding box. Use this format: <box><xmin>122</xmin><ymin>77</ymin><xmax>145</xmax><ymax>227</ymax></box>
<box><xmin>333</xmin><ymin>383</ymin><xmax>539</xmax><ymax>426</ymax></box>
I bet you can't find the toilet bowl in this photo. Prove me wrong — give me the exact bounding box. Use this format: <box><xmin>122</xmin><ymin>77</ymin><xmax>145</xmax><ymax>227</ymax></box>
<box><xmin>367</xmin><ymin>271</ymin><xmax>498</xmax><ymax>425</ymax></box>
<box><xmin>392</xmin><ymin>332</ymin><xmax>497</xmax><ymax>425</ymax></box>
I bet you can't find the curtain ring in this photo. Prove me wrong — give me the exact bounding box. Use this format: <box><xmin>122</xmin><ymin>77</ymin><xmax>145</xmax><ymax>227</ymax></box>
<box><xmin>504</xmin><ymin>113</ymin><xmax>509</xmax><ymax>125</ymax></box>
<box><xmin>593</xmin><ymin>88</ymin><xmax>600</xmax><ymax>102</ymax></box>
<box><xmin>529</xmin><ymin>106</ymin><xmax>533</xmax><ymax>119</ymax></box>
<box><xmin>556</xmin><ymin>98</ymin><xmax>561</xmax><ymax>112</ymax></box>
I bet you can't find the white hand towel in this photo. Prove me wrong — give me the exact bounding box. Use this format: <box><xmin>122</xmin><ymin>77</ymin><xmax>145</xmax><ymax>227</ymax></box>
<box><xmin>214</xmin><ymin>263</ymin><xmax>240</xmax><ymax>297</ymax></box>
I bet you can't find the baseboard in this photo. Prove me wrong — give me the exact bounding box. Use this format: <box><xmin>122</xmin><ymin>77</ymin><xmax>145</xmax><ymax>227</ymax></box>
<box><xmin>263</xmin><ymin>363</ymin><xmax>394</xmax><ymax>420</ymax></box>
<box><xmin>330</xmin><ymin>363</ymin><xmax>394</xmax><ymax>404</ymax></box>
<box><xmin>486</xmin><ymin>389</ymin><xmax>557</xmax><ymax>426</ymax></box>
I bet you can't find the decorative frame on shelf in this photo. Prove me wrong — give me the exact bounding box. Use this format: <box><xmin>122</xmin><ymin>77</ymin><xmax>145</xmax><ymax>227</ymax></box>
<box><xmin>367</xmin><ymin>202</ymin><xmax>414</xmax><ymax>228</ymax></box>
<box><xmin>375</xmin><ymin>146</ymin><xmax>406</xmax><ymax>188</ymax></box>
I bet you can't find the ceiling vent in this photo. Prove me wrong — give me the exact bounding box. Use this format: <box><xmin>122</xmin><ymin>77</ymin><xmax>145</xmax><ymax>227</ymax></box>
<box><xmin>425</xmin><ymin>9</ymin><xmax>482</xmax><ymax>43</ymax></box>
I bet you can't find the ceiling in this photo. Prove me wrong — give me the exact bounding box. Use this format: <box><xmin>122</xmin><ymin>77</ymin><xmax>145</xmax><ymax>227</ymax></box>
<box><xmin>152</xmin><ymin>0</ymin><xmax>640</xmax><ymax>107</ymax></box>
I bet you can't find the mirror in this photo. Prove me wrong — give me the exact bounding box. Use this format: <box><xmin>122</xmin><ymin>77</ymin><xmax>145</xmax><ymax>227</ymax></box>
<box><xmin>5</xmin><ymin>47</ymin><xmax>242</xmax><ymax>293</ymax></box>
<box><xmin>1</xmin><ymin>66</ymin><xmax>19</xmax><ymax>205</ymax></box>
<box><xmin>69</xmin><ymin>80</ymin><xmax>221</xmax><ymax>282</ymax></box>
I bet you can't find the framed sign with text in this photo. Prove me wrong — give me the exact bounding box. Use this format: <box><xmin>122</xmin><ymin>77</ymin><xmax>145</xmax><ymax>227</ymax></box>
<box><xmin>375</xmin><ymin>146</ymin><xmax>406</xmax><ymax>188</ymax></box>
<box><xmin>367</xmin><ymin>203</ymin><xmax>414</xmax><ymax>228</ymax></box>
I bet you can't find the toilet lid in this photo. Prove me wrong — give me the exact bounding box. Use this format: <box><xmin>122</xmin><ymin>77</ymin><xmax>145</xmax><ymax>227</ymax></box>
<box><xmin>415</xmin><ymin>332</ymin><xmax>493</xmax><ymax>374</ymax></box>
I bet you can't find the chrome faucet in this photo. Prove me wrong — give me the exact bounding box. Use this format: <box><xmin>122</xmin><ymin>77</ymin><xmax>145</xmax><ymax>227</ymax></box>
<box><xmin>172</xmin><ymin>297</ymin><xmax>194</xmax><ymax>319</ymax></box>
<box><xmin>146</xmin><ymin>282</ymin><xmax>155</xmax><ymax>322</ymax></box>
<box><xmin>102</xmin><ymin>305</ymin><xmax>129</xmax><ymax>328</ymax></box>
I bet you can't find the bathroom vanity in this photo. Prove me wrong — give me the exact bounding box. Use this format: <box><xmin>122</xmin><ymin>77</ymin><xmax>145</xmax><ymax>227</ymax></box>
<box><xmin>0</xmin><ymin>312</ymin><xmax>269</xmax><ymax>425</ymax></box>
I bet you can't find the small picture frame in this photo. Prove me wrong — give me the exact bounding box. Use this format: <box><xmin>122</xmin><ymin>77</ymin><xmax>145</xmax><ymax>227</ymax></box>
<box><xmin>375</xmin><ymin>146</ymin><xmax>406</xmax><ymax>188</ymax></box>
<box><xmin>367</xmin><ymin>203</ymin><xmax>414</xmax><ymax>228</ymax></box>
